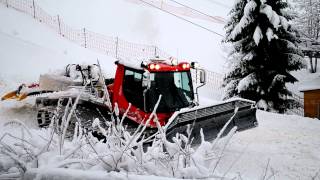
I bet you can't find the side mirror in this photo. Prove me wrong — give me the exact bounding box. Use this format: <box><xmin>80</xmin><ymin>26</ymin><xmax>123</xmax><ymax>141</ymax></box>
<box><xmin>191</xmin><ymin>62</ymin><xmax>200</xmax><ymax>69</ymax></box>
<box><xmin>200</xmin><ymin>70</ymin><xmax>206</xmax><ymax>84</ymax></box>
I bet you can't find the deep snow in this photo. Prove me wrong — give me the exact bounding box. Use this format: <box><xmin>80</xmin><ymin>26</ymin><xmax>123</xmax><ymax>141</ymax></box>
<box><xmin>1</xmin><ymin>93</ymin><xmax>319</xmax><ymax>179</ymax></box>
<box><xmin>0</xmin><ymin>1</ymin><xmax>320</xmax><ymax>179</ymax></box>
<box><xmin>222</xmin><ymin>111</ymin><xmax>320</xmax><ymax>179</ymax></box>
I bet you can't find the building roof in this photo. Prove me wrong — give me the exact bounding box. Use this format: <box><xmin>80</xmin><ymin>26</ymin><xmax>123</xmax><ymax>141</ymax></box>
<box><xmin>299</xmin><ymin>77</ymin><xmax>320</xmax><ymax>92</ymax></box>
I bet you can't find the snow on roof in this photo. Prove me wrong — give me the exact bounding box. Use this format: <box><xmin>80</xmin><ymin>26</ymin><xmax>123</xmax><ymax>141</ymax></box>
<box><xmin>116</xmin><ymin>59</ymin><xmax>144</xmax><ymax>70</ymax></box>
<box><xmin>299</xmin><ymin>77</ymin><xmax>320</xmax><ymax>92</ymax></box>
<box><xmin>117</xmin><ymin>58</ymin><xmax>174</xmax><ymax>70</ymax></box>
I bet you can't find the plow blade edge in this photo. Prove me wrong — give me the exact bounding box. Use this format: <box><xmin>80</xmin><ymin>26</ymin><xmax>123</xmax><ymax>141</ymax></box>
<box><xmin>165</xmin><ymin>99</ymin><xmax>258</xmax><ymax>143</ymax></box>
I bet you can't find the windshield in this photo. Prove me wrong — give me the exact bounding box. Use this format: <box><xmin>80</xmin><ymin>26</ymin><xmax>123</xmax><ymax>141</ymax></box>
<box><xmin>145</xmin><ymin>71</ymin><xmax>194</xmax><ymax>112</ymax></box>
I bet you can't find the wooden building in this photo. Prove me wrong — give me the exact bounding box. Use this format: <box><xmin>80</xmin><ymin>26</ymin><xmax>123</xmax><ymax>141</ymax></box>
<box><xmin>299</xmin><ymin>78</ymin><xmax>320</xmax><ymax>119</ymax></box>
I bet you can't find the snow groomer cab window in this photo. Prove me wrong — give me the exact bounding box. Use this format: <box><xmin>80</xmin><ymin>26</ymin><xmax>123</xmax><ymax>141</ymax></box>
<box><xmin>123</xmin><ymin>68</ymin><xmax>144</xmax><ymax>109</ymax></box>
<box><xmin>146</xmin><ymin>71</ymin><xmax>194</xmax><ymax>112</ymax></box>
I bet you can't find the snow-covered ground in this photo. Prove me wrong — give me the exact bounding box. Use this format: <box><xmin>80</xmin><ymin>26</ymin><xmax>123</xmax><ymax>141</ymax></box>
<box><xmin>222</xmin><ymin>111</ymin><xmax>320</xmax><ymax>179</ymax></box>
<box><xmin>0</xmin><ymin>1</ymin><xmax>320</xmax><ymax>179</ymax></box>
<box><xmin>1</xmin><ymin>96</ymin><xmax>320</xmax><ymax>179</ymax></box>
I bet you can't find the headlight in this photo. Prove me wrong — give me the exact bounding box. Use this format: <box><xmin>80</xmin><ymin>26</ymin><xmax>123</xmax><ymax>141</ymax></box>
<box><xmin>155</xmin><ymin>64</ymin><xmax>161</xmax><ymax>70</ymax></box>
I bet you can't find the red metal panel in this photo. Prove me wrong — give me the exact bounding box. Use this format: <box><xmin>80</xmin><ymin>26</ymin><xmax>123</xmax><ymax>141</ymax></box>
<box><xmin>109</xmin><ymin>64</ymin><xmax>172</xmax><ymax>128</ymax></box>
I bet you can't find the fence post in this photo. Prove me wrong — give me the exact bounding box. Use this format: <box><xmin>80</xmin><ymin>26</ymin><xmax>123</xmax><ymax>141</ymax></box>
<box><xmin>32</xmin><ymin>0</ymin><xmax>36</xmax><ymax>19</ymax></box>
<box><xmin>154</xmin><ymin>46</ymin><xmax>158</xmax><ymax>58</ymax></box>
<box><xmin>5</xmin><ymin>0</ymin><xmax>8</xmax><ymax>8</ymax></box>
<box><xmin>57</xmin><ymin>15</ymin><xmax>62</xmax><ymax>35</ymax></box>
<box><xmin>115</xmin><ymin>37</ymin><xmax>119</xmax><ymax>59</ymax></box>
<box><xmin>83</xmin><ymin>28</ymin><xmax>87</xmax><ymax>48</ymax></box>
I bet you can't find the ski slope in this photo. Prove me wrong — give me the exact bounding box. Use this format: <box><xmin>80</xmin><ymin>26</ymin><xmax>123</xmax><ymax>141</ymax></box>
<box><xmin>34</xmin><ymin>0</ymin><xmax>229</xmax><ymax>73</ymax></box>
<box><xmin>0</xmin><ymin>5</ymin><xmax>116</xmax><ymax>82</ymax></box>
<box><xmin>0</xmin><ymin>1</ymin><xmax>320</xmax><ymax>180</ymax></box>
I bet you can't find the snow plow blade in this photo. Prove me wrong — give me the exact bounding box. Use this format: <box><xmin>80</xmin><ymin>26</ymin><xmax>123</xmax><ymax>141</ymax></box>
<box><xmin>1</xmin><ymin>90</ymin><xmax>53</xmax><ymax>101</ymax></box>
<box><xmin>1</xmin><ymin>90</ymin><xmax>20</xmax><ymax>101</ymax></box>
<box><xmin>1</xmin><ymin>90</ymin><xmax>32</xmax><ymax>101</ymax></box>
<box><xmin>165</xmin><ymin>99</ymin><xmax>258</xmax><ymax>143</ymax></box>
<box><xmin>1</xmin><ymin>83</ymin><xmax>52</xmax><ymax>101</ymax></box>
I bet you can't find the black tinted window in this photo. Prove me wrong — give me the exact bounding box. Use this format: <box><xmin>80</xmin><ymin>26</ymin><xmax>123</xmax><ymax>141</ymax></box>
<box><xmin>123</xmin><ymin>69</ymin><xmax>144</xmax><ymax>109</ymax></box>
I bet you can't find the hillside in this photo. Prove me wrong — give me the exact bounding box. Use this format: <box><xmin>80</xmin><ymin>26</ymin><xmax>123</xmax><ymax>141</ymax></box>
<box><xmin>34</xmin><ymin>0</ymin><xmax>229</xmax><ymax>73</ymax></box>
<box><xmin>0</xmin><ymin>4</ymin><xmax>117</xmax><ymax>82</ymax></box>
<box><xmin>0</xmin><ymin>1</ymin><xmax>320</xmax><ymax>180</ymax></box>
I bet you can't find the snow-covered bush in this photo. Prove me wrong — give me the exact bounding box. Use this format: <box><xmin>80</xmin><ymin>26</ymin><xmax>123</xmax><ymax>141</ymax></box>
<box><xmin>0</xmin><ymin>95</ymin><xmax>240</xmax><ymax>179</ymax></box>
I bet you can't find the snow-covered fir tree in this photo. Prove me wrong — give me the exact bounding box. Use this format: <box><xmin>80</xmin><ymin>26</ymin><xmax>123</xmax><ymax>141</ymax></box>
<box><xmin>223</xmin><ymin>0</ymin><xmax>305</xmax><ymax>113</ymax></box>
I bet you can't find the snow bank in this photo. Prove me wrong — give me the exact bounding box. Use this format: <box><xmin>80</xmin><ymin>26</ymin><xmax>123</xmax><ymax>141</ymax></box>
<box><xmin>24</xmin><ymin>168</ymin><xmax>177</xmax><ymax>180</ymax></box>
<box><xmin>1</xmin><ymin>100</ymin><xmax>320</xmax><ymax>180</ymax></box>
<box><xmin>0</xmin><ymin>103</ymin><xmax>240</xmax><ymax>180</ymax></box>
<box><xmin>219</xmin><ymin>110</ymin><xmax>320</xmax><ymax>179</ymax></box>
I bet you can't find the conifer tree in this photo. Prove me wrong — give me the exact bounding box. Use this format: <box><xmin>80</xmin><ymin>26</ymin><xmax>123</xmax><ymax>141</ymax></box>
<box><xmin>223</xmin><ymin>0</ymin><xmax>305</xmax><ymax>113</ymax></box>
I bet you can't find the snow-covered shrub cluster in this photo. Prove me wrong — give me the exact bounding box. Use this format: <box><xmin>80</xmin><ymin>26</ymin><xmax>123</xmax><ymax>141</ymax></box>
<box><xmin>223</xmin><ymin>0</ymin><xmax>305</xmax><ymax>113</ymax></box>
<box><xmin>0</xmin><ymin>95</ymin><xmax>239</xmax><ymax>179</ymax></box>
